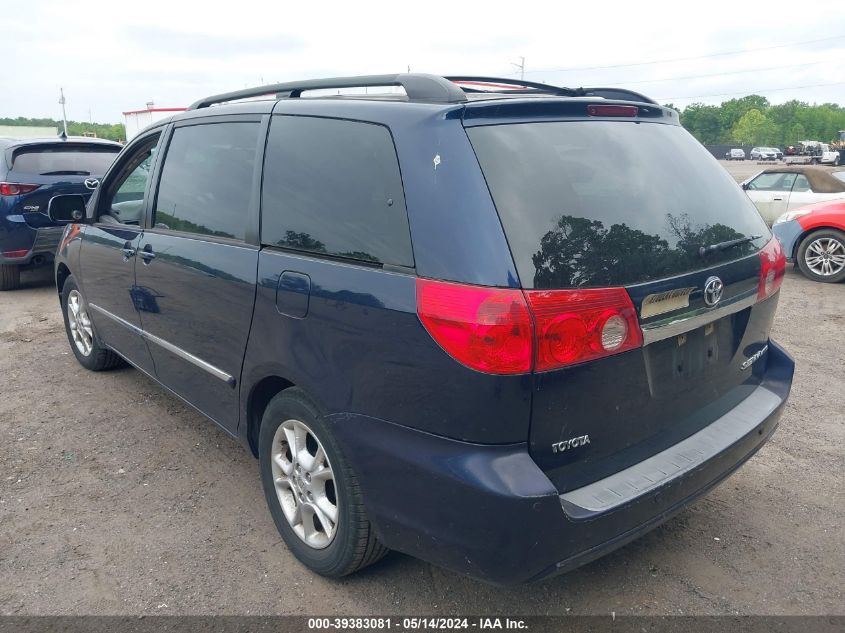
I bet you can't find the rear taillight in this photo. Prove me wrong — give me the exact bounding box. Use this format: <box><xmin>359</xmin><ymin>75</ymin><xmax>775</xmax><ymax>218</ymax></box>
<box><xmin>0</xmin><ymin>183</ymin><xmax>41</xmax><ymax>196</ymax></box>
<box><xmin>416</xmin><ymin>279</ymin><xmax>533</xmax><ymax>375</ymax></box>
<box><xmin>758</xmin><ymin>237</ymin><xmax>786</xmax><ymax>301</ymax></box>
<box><xmin>2</xmin><ymin>249</ymin><xmax>29</xmax><ymax>258</ymax></box>
<box><xmin>586</xmin><ymin>104</ymin><xmax>639</xmax><ymax>117</ymax></box>
<box><xmin>525</xmin><ymin>288</ymin><xmax>642</xmax><ymax>371</ymax></box>
<box><xmin>416</xmin><ymin>279</ymin><xmax>642</xmax><ymax>374</ymax></box>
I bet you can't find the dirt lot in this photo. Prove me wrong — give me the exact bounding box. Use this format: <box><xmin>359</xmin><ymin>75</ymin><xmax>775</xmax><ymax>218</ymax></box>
<box><xmin>1</xmin><ymin>162</ymin><xmax>843</xmax><ymax>616</ymax></box>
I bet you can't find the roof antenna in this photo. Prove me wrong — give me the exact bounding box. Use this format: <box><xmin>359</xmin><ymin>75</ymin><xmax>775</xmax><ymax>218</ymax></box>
<box><xmin>58</xmin><ymin>87</ymin><xmax>69</xmax><ymax>138</ymax></box>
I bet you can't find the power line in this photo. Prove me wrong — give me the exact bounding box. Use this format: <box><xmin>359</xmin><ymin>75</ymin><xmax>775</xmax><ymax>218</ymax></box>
<box><xmin>523</xmin><ymin>34</ymin><xmax>845</xmax><ymax>74</ymax></box>
<box><xmin>655</xmin><ymin>80</ymin><xmax>845</xmax><ymax>101</ymax></box>
<box><xmin>621</xmin><ymin>59</ymin><xmax>842</xmax><ymax>86</ymax></box>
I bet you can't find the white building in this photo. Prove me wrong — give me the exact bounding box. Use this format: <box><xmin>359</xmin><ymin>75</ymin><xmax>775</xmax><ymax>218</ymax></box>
<box><xmin>123</xmin><ymin>102</ymin><xmax>185</xmax><ymax>140</ymax></box>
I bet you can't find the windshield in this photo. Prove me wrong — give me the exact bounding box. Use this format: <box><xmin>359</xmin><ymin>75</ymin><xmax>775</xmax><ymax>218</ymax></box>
<box><xmin>11</xmin><ymin>146</ymin><xmax>120</xmax><ymax>176</ymax></box>
<box><xmin>467</xmin><ymin>120</ymin><xmax>770</xmax><ymax>289</ymax></box>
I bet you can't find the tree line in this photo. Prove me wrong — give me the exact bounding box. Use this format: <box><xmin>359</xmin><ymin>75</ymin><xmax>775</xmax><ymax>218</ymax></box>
<box><xmin>671</xmin><ymin>96</ymin><xmax>845</xmax><ymax>147</ymax></box>
<box><xmin>0</xmin><ymin>116</ymin><xmax>126</xmax><ymax>142</ymax></box>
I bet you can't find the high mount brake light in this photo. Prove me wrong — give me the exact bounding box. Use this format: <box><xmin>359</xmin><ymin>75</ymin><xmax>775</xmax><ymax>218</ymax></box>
<box><xmin>586</xmin><ymin>104</ymin><xmax>639</xmax><ymax>117</ymax></box>
<box><xmin>416</xmin><ymin>279</ymin><xmax>643</xmax><ymax>375</ymax></box>
<box><xmin>758</xmin><ymin>237</ymin><xmax>786</xmax><ymax>300</ymax></box>
<box><xmin>0</xmin><ymin>183</ymin><xmax>41</xmax><ymax>196</ymax></box>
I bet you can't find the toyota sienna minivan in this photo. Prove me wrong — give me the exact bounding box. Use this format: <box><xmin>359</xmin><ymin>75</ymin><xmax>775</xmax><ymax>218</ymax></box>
<box><xmin>48</xmin><ymin>74</ymin><xmax>794</xmax><ymax>584</ymax></box>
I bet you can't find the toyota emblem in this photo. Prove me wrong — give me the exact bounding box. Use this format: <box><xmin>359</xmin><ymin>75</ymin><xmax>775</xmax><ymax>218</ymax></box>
<box><xmin>703</xmin><ymin>276</ymin><xmax>723</xmax><ymax>307</ymax></box>
<box><xmin>84</xmin><ymin>178</ymin><xmax>99</xmax><ymax>190</ymax></box>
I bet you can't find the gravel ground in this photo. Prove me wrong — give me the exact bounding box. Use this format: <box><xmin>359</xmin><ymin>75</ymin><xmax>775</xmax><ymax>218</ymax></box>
<box><xmin>0</xmin><ymin>161</ymin><xmax>842</xmax><ymax>615</ymax></box>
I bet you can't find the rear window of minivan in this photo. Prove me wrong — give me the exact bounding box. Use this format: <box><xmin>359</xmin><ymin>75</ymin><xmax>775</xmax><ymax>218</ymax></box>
<box><xmin>11</xmin><ymin>145</ymin><xmax>120</xmax><ymax>175</ymax></box>
<box><xmin>467</xmin><ymin>121</ymin><xmax>770</xmax><ymax>289</ymax></box>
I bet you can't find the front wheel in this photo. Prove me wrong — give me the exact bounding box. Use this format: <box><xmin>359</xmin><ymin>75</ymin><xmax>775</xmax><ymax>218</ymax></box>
<box><xmin>0</xmin><ymin>264</ymin><xmax>20</xmax><ymax>291</ymax></box>
<box><xmin>796</xmin><ymin>229</ymin><xmax>845</xmax><ymax>283</ymax></box>
<box><xmin>259</xmin><ymin>388</ymin><xmax>387</xmax><ymax>577</ymax></box>
<box><xmin>60</xmin><ymin>275</ymin><xmax>125</xmax><ymax>370</ymax></box>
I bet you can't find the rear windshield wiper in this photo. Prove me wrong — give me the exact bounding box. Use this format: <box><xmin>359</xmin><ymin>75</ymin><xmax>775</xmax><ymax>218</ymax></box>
<box><xmin>39</xmin><ymin>170</ymin><xmax>91</xmax><ymax>176</ymax></box>
<box><xmin>699</xmin><ymin>234</ymin><xmax>763</xmax><ymax>257</ymax></box>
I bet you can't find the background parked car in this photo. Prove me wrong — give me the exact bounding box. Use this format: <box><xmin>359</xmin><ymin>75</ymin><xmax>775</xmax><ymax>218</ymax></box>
<box><xmin>0</xmin><ymin>136</ymin><xmax>122</xmax><ymax>290</ymax></box>
<box><xmin>773</xmin><ymin>199</ymin><xmax>845</xmax><ymax>283</ymax></box>
<box><xmin>741</xmin><ymin>167</ymin><xmax>845</xmax><ymax>225</ymax></box>
<box><xmin>750</xmin><ymin>147</ymin><xmax>781</xmax><ymax>161</ymax></box>
<box><xmin>725</xmin><ymin>148</ymin><xmax>746</xmax><ymax>160</ymax></box>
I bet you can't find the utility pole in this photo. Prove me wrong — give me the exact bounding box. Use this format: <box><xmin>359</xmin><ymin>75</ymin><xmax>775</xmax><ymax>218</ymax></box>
<box><xmin>58</xmin><ymin>87</ymin><xmax>68</xmax><ymax>137</ymax></box>
<box><xmin>511</xmin><ymin>56</ymin><xmax>525</xmax><ymax>81</ymax></box>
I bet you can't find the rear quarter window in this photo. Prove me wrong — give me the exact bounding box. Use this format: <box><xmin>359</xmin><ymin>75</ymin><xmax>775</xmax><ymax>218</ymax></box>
<box><xmin>467</xmin><ymin>120</ymin><xmax>770</xmax><ymax>288</ymax></box>
<box><xmin>261</xmin><ymin>116</ymin><xmax>413</xmax><ymax>267</ymax></box>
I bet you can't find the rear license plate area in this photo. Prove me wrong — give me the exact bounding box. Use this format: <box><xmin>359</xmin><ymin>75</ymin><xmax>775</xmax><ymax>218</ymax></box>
<box><xmin>643</xmin><ymin>316</ymin><xmax>736</xmax><ymax>398</ymax></box>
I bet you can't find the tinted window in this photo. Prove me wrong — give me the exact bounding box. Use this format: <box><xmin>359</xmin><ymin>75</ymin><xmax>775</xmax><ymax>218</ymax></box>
<box><xmin>468</xmin><ymin>121</ymin><xmax>770</xmax><ymax>289</ymax></box>
<box><xmin>12</xmin><ymin>146</ymin><xmax>119</xmax><ymax>175</ymax></box>
<box><xmin>261</xmin><ymin>116</ymin><xmax>413</xmax><ymax>267</ymax></box>
<box><xmin>154</xmin><ymin>122</ymin><xmax>259</xmax><ymax>240</ymax></box>
<box><xmin>748</xmin><ymin>172</ymin><xmax>796</xmax><ymax>191</ymax></box>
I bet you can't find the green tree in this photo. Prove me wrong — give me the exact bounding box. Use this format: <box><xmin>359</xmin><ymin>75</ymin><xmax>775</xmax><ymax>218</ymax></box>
<box><xmin>731</xmin><ymin>109</ymin><xmax>777</xmax><ymax>145</ymax></box>
<box><xmin>680</xmin><ymin>103</ymin><xmax>723</xmax><ymax>144</ymax></box>
<box><xmin>0</xmin><ymin>116</ymin><xmax>126</xmax><ymax>142</ymax></box>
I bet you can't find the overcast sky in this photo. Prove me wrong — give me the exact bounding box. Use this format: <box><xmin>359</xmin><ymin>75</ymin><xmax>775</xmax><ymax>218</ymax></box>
<box><xmin>2</xmin><ymin>0</ymin><xmax>844</xmax><ymax>123</ymax></box>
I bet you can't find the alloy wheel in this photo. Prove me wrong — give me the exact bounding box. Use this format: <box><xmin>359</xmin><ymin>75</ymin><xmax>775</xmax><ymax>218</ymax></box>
<box><xmin>804</xmin><ymin>237</ymin><xmax>845</xmax><ymax>277</ymax></box>
<box><xmin>67</xmin><ymin>289</ymin><xmax>94</xmax><ymax>356</ymax></box>
<box><xmin>270</xmin><ymin>418</ymin><xmax>339</xmax><ymax>549</ymax></box>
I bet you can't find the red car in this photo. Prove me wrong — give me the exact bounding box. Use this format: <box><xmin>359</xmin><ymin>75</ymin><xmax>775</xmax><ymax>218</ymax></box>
<box><xmin>772</xmin><ymin>199</ymin><xmax>845</xmax><ymax>282</ymax></box>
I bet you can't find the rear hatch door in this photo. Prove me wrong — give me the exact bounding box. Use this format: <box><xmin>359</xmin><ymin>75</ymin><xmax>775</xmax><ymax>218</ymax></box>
<box><xmin>466</xmin><ymin>108</ymin><xmax>778</xmax><ymax>490</ymax></box>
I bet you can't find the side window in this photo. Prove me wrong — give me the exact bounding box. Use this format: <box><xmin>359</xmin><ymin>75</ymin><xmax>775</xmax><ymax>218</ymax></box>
<box><xmin>153</xmin><ymin>122</ymin><xmax>260</xmax><ymax>240</ymax></box>
<box><xmin>98</xmin><ymin>134</ymin><xmax>160</xmax><ymax>225</ymax></box>
<box><xmin>792</xmin><ymin>174</ymin><xmax>811</xmax><ymax>193</ymax></box>
<box><xmin>747</xmin><ymin>172</ymin><xmax>795</xmax><ymax>191</ymax></box>
<box><xmin>261</xmin><ymin>116</ymin><xmax>413</xmax><ymax>267</ymax></box>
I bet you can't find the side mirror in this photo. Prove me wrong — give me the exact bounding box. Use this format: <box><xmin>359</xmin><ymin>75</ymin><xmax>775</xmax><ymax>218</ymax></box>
<box><xmin>741</xmin><ymin>182</ymin><xmax>749</xmax><ymax>190</ymax></box>
<box><xmin>48</xmin><ymin>194</ymin><xmax>88</xmax><ymax>223</ymax></box>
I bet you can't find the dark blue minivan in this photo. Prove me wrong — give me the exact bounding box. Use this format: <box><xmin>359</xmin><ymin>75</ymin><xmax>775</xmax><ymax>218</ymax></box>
<box><xmin>0</xmin><ymin>136</ymin><xmax>121</xmax><ymax>289</ymax></box>
<box><xmin>49</xmin><ymin>75</ymin><xmax>794</xmax><ymax>584</ymax></box>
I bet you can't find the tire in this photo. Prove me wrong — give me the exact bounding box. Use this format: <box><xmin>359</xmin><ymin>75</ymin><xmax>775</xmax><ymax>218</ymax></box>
<box><xmin>60</xmin><ymin>275</ymin><xmax>125</xmax><ymax>370</ymax></box>
<box><xmin>796</xmin><ymin>229</ymin><xmax>845</xmax><ymax>283</ymax></box>
<box><xmin>259</xmin><ymin>387</ymin><xmax>388</xmax><ymax>577</ymax></box>
<box><xmin>834</xmin><ymin>155</ymin><xmax>840</xmax><ymax>166</ymax></box>
<box><xmin>0</xmin><ymin>264</ymin><xmax>21</xmax><ymax>291</ymax></box>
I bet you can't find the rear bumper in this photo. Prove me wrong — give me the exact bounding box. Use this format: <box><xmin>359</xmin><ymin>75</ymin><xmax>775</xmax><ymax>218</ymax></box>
<box><xmin>327</xmin><ymin>340</ymin><xmax>794</xmax><ymax>584</ymax></box>
<box><xmin>0</xmin><ymin>221</ymin><xmax>64</xmax><ymax>265</ymax></box>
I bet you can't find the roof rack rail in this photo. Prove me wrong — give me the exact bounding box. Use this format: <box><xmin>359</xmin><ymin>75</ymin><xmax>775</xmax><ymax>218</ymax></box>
<box><xmin>446</xmin><ymin>76</ymin><xmax>656</xmax><ymax>104</ymax></box>
<box><xmin>188</xmin><ymin>73</ymin><xmax>468</xmax><ymax>110</ymax></box>
<box><xmin>445</xmin><ymin>76</ymin><xmax>579</xmax><ymax>97</ymax></box>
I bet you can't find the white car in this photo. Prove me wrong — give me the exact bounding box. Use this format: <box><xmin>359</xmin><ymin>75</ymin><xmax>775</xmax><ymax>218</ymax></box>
<box><xmin>741</xmin><ymin>167</ymin><xmax>845</xmax><ymax>225</ymax></box>
<box><xmin>725</xmin><ymin>148</ymin><xmax>746</xmax><ymax>161</ymax></box>
<box><xmin>750</xmin><ymin>147</ymin><xmax>782</xmax><ymax>161</ymax></box>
